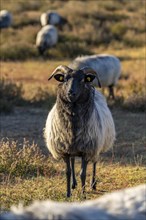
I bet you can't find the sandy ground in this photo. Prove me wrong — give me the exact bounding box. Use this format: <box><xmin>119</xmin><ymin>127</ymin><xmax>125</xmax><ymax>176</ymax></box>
<box><xmin>0</xmin><ymin>107</ymin><xmax>145</xmax><ymax>161</ymax></box>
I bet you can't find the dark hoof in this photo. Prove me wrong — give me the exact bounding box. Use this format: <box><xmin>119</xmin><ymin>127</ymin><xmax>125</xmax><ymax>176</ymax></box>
<box><xmin>72</xmin><ymin>181</ymin><xmax>77</xmax><ymax>189</ymax></box>
<box><xmin>91</xmin><ymin>185</ymin><xmax>96</xmax><ymax>190</ymax></box>
<box><xmin>66</xmin><ymin>193</ymin><xmax>71</xmax><ymax>198</ymax></box>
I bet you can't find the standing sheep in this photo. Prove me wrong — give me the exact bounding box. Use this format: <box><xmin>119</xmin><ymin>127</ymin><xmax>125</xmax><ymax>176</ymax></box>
<box><xmin>44</xmin><ymin>65</ymin><xmax>115</xmax><ymax>197</ymax></box>
<box><xmin>0</xmin><ymin>10</ymin><xmax>12</xmax><ymax>29</ymax></box>
<box><xmin>69</xmin><ymin>54</ymin><xmax>121</xmax><ymax>99</ymax></box>
<box><xmin>36</xmin><ymin>25</ymin><xmax>58</xmax><ymax>55</ymax></box>
<box><xmin>40</xmin><ymin>11</ymin><xmax>67</xmax><ymax>29</ymax></box>
<box><xmin>1</xmin><ymin>184</ymin><xmax>145</xmax><ymax>220</ymax></box>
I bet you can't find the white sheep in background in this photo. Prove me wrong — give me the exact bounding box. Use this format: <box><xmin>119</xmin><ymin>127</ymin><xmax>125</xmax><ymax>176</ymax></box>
<box><xmin>36</xmin><ymin>25</ymin><xmax>58</xmax><ymax>55</ymax></box>
<box><xmin>1</xmin><ymin>184</ymin><xmax>145</xmax><ymax>220</ymax></box>
<box><xmin>0</xmin><ymin>10</ymin><xmax>12</xmax><ymax>29</ymax></box>
<box><xmin>40</xmin><ymin>11</ymin><xmax>67</xmax><ymax>29</ymax></box>
<box><xmin>69</xmin><ymin>54</ymin><xmax>121</xmax><ymax>99</ymax></box>
<box><xmin>44</xmin><ymin>65</ymin><xmax>115</xmax><ymax>197</ymax></box>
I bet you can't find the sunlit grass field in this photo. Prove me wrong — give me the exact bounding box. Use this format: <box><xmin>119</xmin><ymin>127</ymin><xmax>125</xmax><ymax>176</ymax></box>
<box><xmin>1</xmin><ymin>51</ymin><xmax>145</xmax><ymax>211</ymax></box>
<box><xmin>1</xmin><ymin>140</ymin><xmax>145</xmax><ymax>211</ymax></box>
<box><xmin>1</xmin><ymin>47</ymin><xmax>145</xmax><ymax>111</ymax></box>
<box><xmin>0</xmin><ymin>0</ymin><xmax>146</xmax><ymax>212</ymax></box>
<box><xmin>0</xmin><ymin>0</ymin><xmax>145</xmax><ymax>60</ymax></box>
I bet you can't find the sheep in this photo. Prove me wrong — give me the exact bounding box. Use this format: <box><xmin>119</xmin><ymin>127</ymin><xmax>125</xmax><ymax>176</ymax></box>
<box><xmin>1</xmin><ymin>184</ymin><xmax>145</xmax><ymax>220</ymax></box>
<box><xmin>0</xmin><ymin>10</ymin><xmax>12</xmax><ymax>29</ymax></box>
<box><xmin>40</xmin><ymin>11</ymin><xmax>67</xmax><ymax>29</ymax></box>
<box><xmin>36</xmin><ymin>25</ymin><xmax>58</xmax><ymax>55</ymax></box>
<box><xmin>44</xmin><ymin>65</ymin><xmax>115</xmax><ymax>197</ymax></box>
<box><xmin>69</xmin><ymin>54</ymin><xmax>121</xmax><ymax>100</ymax></box>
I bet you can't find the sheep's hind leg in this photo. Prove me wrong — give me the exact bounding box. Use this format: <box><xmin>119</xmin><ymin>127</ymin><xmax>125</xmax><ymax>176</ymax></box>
<box><xmin>71</xmin><ymin>157</ymin><xmax>77</xmax><ymax>189</ymax></box>
<box><xmin>108</xmin><ymin>85</ymin><xmax>115</xmax><ymax>100</ymax></box>
<box><xmin>63</xmin><ymin>156</ymin><xmax>71</xmax><ymax>197</ymax></box>
<box><xmin>80</xmin><ymin>156</ymin><xmax>88</xmax><ymax>196</ymax></box>
<box><xmin>91</xmin><ymin>162</ymin><xmax>97</xmax><ymax>190</ymax></box>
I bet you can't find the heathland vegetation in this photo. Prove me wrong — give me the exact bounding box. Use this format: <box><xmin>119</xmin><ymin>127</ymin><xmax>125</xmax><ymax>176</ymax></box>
<box><xmin>0</xmin><ymin>0</ymin><xmax>145</xmax><ymax>211</ymax></box>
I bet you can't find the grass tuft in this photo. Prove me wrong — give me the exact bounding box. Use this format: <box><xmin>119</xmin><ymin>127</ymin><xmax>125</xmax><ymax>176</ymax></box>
<box><xmin>0</xmin><ymin>140</ymin><xmax>56</xmax><ymax>181</ymax></box>
<box><xmin>0</xmin><ymin>78</ymin><xmax>56</xmax><ymax>113</ymax></box>
<box><xmin>123</xmin><ymin>95</ymin><xmax>146</xmax><ymax>112</ymax></box>
<box><xmin>0</xmin><ymin>140</ymin><xmax>145</xmax><ymax>210</ymax></box>
<box><xmin>0</xmin><ymin>78</ymin><xmax>24</xmax><ymax>113</ymax></box>
<box><xmin>30</xmin><ymin>87</ymin><xmax>56</xmax><ymax>109</ymax></box>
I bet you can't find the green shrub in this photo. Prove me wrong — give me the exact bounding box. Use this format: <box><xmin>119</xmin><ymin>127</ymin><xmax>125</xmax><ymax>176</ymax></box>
<box><xmin>0</xmin><ymin>78</ymin><xmax>24</xmax><ymax>113</ymax></box>
<box><xmin>30</xmin><ymin>87</ymin><xmax>56</xmax><ymax>109</ymax></box>
<box><xmin>123</xmin><ymin>36</ymin><xmax>144</xmax><ymax>48</ymax></box>
<box><xmin>123</xmin><ymin>80</ymin><xmax>146</xmax><ymax>112</ymax></box>
<box><xmin>0</xmin><ymin>78</ymin><xmax>57</xmax><ymax>113</ymax></box>
<box><xmin>110</xmin><ymin>23</ymin><xmax>127</xmax><ymax>40</ymax></box>
<box><xmin>0</xmin><ymin>140</ymin><xmax>56</xmax><ymax>180</ymax></box>
<box><xmin>16</xmin><ymin>1</ymin><xmax>41</xmax><ymax>12</ymax></box>
<box><xmin>123</xmin><ymin>95</ymin><xmax>146</xmax><ymax>112</ymax></box>
<box><xmin>111</xmin><ymin>78</ymin><xmax>145</xmax><ymax>112</ymax></box>
<box><xmin>0</xmin><ymin>43</ymin><xmax>38</xmax><ymax>61</ymax></box>
<box><xmin>13</xmin><ymin>18</ymin><xmax>39</xmax><ymax>28</ymax></box>
<box><xmin>41</xmin><ymin>41</ymin><xmax>92</xmax><ymax>60</ymax></box>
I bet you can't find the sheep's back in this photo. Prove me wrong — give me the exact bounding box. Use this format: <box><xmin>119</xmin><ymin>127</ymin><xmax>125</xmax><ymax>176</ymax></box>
<box><xmin>36</xmin><ymin>25</ymin><xmax>58</xmax><ymax>48</ymax></box>
<box><xmin>69</xmin><ymin>55</ymin><xmax>121</xmax><ymax>87</ymax></box>
<box><xmin>0</xmin><ymin>10</ymin><xmax>12</xmax><ymax>28</ymax></box>
<box><xmin>40</xmin><ymin>12</ymin><xmax>61</xmax><ymax>26</ymax></box>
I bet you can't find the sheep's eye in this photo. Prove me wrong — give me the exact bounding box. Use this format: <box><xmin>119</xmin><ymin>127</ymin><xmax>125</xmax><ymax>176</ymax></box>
<box><xmin>54</xmin><ymin>74</ymin><xmax>64</xmax><ymax>82</ymax></box>
<box><xmin>86</xmin><ymin>77</ymin><xmax>91</xmax><ymax>82</ymax></box>
<box><xmin>59</xmin><ymin>76</ymin><xmax>64</xmax><ymax>81</ymax></box>
<box><xmin>84</xmin><ymin>75</ymin><xmax>95</xmax><ymax>83</ymax></box>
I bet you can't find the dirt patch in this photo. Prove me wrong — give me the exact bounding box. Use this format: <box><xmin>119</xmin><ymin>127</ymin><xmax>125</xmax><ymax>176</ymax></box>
<box><xmin>0</xmin><ymin>107</ymin><xmax>48</xmax><ymax>154</ymax></box>
<box><xmin>112</xmin><ymin>108</ymin><xmax>146</xmax><ymax>162</ymax></box>
<box><xmin>0</xmin><ymin>107</ymin><xmax>145</xmax><ymax>163</ymax></box>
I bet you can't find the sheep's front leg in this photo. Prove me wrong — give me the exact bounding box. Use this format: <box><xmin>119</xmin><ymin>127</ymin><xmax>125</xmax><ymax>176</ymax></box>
<box><xmin>80</xmin><ymin>156</ymin><xmax>88</xmax><ymax>196</ymax></box>
<box><xmin>63</xmin><ymin>156</ymin><xmax>71</xmax><ymax>197</ymax></box>
<box><xmin>71</xmin><ymin>157</ymin><xmax>77</xmax><ymax>189</ymax></box>
<box><xmin>91</xmin><ymin>162</ymin><xmax>97</xmax><ymax>190</ymax></box>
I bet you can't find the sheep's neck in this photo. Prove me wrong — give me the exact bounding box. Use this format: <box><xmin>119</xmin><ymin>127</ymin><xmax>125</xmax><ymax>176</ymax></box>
<box><xmin>56</xmin><ymin>89</ymin><xmax>94</xmax><ymax>138</ymax></box>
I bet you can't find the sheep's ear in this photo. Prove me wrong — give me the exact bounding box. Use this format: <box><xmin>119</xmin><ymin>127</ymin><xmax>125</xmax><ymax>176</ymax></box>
<box><xmin>54</xmin><ymin>74</ymin><xmax>65</xmax><ymax>82</ymax></box>
<box><xmin>84</xmin><ymin>74</ymin><xmax>96</xmax><ymax>83</ymax></box>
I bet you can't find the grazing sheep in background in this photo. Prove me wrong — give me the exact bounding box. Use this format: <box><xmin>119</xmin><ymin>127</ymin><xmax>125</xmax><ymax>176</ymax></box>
<box><xmin>40</xmin><ymin>11</ymin><xmax>67</xmax><ymax>29</ymax></box>
<box><xmin>1</xmin><ymin>184</ymin><xmax>145</xmax><ymax>220</ymax></box>
<box><xmin>0</xmin><ymin>10</ymin><xmax>12</xmax><ymax>29</ymax></box>
<box><xmin>36</xmin><ymin>25</ymin><xmax>58</xmax><ymax>55</ymax></box>
<box><xmin>44</xmin><ymin>65</ymin><xmax>115</xmax><ymax>197</ymax></box>
<box><xmin>69</xmin><ymin>54</ymin><xmax>121</xmax><ymax>99</ymax></box>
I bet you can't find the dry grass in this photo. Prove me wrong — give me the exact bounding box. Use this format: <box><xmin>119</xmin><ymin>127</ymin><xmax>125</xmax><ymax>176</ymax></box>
<box><xmin>0</xmin><ymin>0</ymin><xmax>145</xmax><ymax>60</ymax></box>
<box><xmin>0</xmin><ymin>140</ymin><xmax>145</xmax><ymax>211</ymax></box>
<box><xmin>0</xmin><ymin>0</ymin><xmax>146</xmax><ymax>213</ymax></box>
<box><xmin>0</xmin><ymin>47</ymin><xmax>145</xmax><ymax>111</ymax></box>
<box><xmin>0</xmin><ymin>58</ymin><xmax>145</xmax><ymax>210</ymax></box>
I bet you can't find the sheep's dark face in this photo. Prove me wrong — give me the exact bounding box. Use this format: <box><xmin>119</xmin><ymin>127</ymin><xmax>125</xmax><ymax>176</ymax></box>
<box><xmin>48</xmin><ymin>66</ymin><xmax>98</xmax><ymax>103</ymax></box>
<box><xmin>58</xmin><ymin>70</ymin><xmax>95</xmax><ymax>102</ymax></box>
